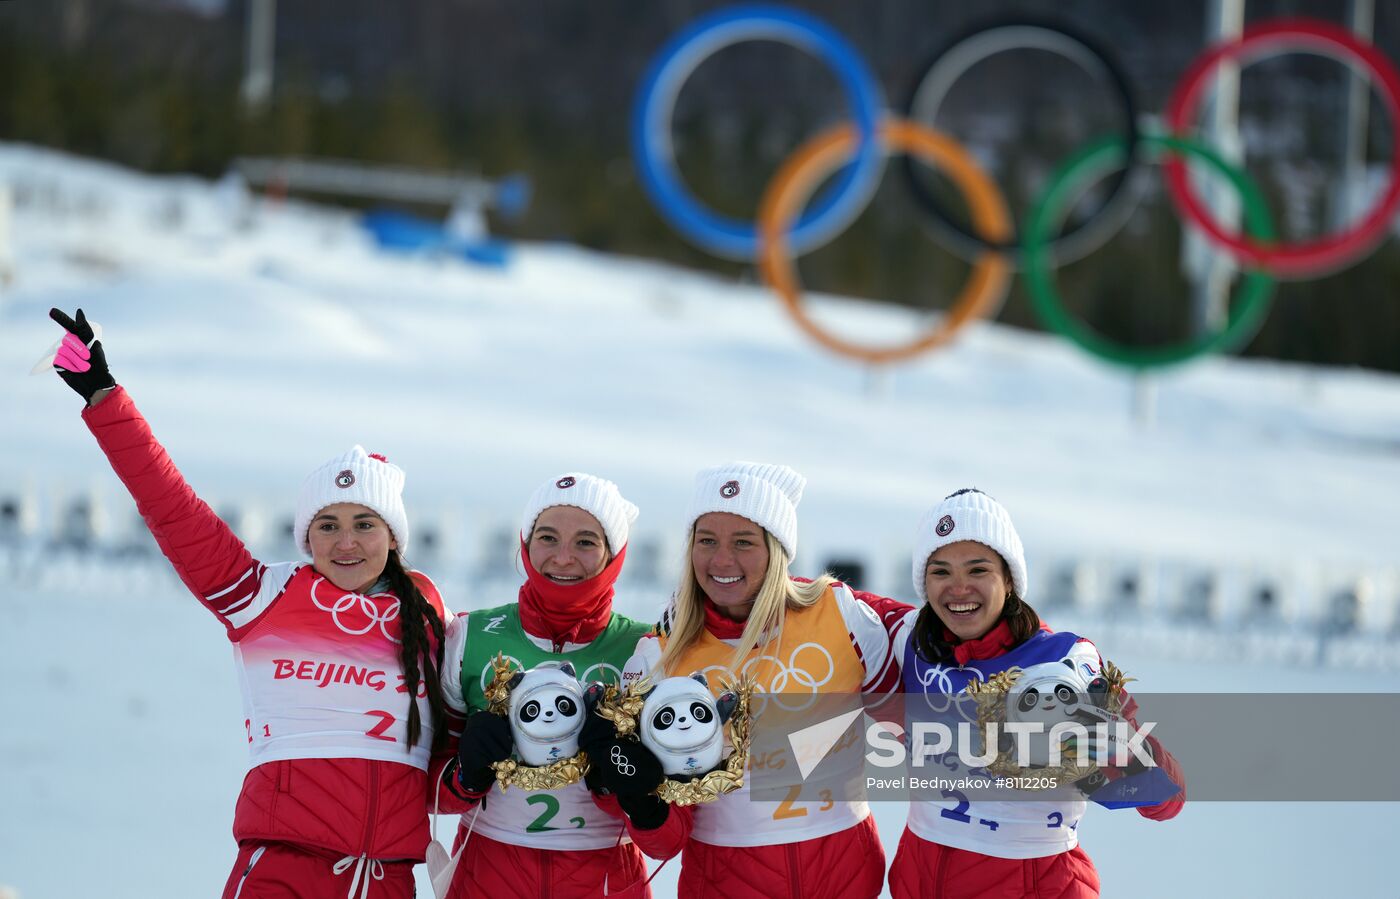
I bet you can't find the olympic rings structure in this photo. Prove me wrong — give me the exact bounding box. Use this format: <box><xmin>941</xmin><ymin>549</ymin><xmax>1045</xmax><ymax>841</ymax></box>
<box><xmin>632</xmin><ymin>4</ymin><xmax>884</xmax><ymax>260</ymax></box>
<box><xmin>632</xmin><ymin>6</ymin><xmax>1400</xmax><ymax>370</ymax></box>
<box><xmin>758</xmin><ymin>118</ymin><xmax>1013</xmax><ymax>364</ymax></box>
<box><xmin>901</xmin><ymin>17</ymin><xmax>1142</xmax><ymax>268</ymax></box>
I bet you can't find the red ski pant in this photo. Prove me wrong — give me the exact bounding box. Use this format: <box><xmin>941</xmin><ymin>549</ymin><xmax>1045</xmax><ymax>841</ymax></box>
<box><xmin>887</xmin><ymin>827</ymin><xmax>1100</xmax><ymax>899</ymax></box>
<box><xmin>219</xmin><ymin>841</ymin><xmax>416</xmax><ymax>899</ymax></box>
<box><xmin>445</xmin><ymin>828</ymin><xmax>650</xmax><ymax>899</ymax></box>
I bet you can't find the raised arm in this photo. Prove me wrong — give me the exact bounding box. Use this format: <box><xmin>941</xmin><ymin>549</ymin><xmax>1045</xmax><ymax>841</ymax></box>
<box><xmin>50</xmin><ymin>308</ymin><xmax>269</xmax><ymax>632</ymax></box>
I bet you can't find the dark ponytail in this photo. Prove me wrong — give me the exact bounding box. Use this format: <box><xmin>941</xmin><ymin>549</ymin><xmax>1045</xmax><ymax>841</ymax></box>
<box><xmin>383</xmin><ymin>551</ymin><xmax>448</xmax><ymax>751</ymax></box>
<box><xmin>912</xmin><ymin>577</ymin><xmax>1041</xmax><ymax>667</ymax></box>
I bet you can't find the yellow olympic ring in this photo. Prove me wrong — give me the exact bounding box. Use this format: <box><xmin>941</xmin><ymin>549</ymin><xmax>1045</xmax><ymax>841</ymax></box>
<box><xmin>758</xmin><ymin>118</ymin><xmax>1013</xmax><ymax>365</ymax></box>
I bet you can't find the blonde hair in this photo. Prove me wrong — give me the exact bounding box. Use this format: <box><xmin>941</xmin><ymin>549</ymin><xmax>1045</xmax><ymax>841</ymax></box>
<box><xmin>658</xmin><ymin>528</ymin><xmax>836</xmax><ymax>678</ymax></box>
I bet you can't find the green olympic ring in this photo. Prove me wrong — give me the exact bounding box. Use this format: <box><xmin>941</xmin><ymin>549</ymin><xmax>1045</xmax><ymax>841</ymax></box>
<box><xmin>1022</xmin><ymin>134</ymin><xmax>1277</xmax><ymax>370</ymax></box>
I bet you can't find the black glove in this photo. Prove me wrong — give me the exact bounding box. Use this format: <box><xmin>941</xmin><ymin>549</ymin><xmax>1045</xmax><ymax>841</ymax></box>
<box><xmin>578</xmin><ymin>704</ymin><xmax>616</xmax><ymax>760</ymax></box>
<box><xmin>617</xmin><ymin>790</ymin><xmax>669</xmax><ymax>831</ymax></box>
<box><xmin>590</xmin><ymin>737</ymin><xmax>668</xmax><ymax>830</ymax></box>
<box><xmin>48</xmin><ymin>308</ymin><xmax>115</xmax><ymax>403</ymax></box>
<box><xmin>590</xmin><ymin>737</ymin><xmax>664</xmax><ymax>796</ymax></box>
<box><xmin>457</xmin><ymin>710</ymin><xmax>513</xmax><ymax>793</ymax></box>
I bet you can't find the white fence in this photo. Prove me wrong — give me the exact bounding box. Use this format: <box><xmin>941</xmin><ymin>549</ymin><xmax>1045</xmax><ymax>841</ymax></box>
<box><xmin>4</xmin><ymin>484</ymin><xmax>1397</xmax><ymax>668</ymax></box>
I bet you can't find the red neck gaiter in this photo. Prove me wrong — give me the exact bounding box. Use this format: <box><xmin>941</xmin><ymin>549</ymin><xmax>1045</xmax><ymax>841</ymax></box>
<box><xmin>946</xmin><ymin>618</ymin><xmax>1052</xmax><ymax>666</ymax></box>
<box><xmin>702</xmin><ymin>597</ymin><xmax>748</xmax><ymax>640</ymax></box>
<box><xmin>517</xmin><ymin>537</ymin><xmax>626</xmax><ymax>648</ymax></box>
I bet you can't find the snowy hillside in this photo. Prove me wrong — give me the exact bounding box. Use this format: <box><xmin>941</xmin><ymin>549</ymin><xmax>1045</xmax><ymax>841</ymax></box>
<box><xmin>1</xmin><ymin>143</ymin><xmax>1399</xmax><ymax>897</ymax></box>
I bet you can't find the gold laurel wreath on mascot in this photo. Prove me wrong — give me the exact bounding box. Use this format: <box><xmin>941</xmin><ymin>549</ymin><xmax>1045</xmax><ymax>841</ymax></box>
<box><xmin>592</xmin><ymin>674</ymin><xmax>757</xmax><ymax>806</ymax></box>
<box><xmin>483</xmin><ymin>653</ymin><xmax>592</xmax><ymax>790</ymax></box>
<box><xmin>964</xmin><ymin>659</ymin><xmax>1133</xmax><ymax>788</ymax></box>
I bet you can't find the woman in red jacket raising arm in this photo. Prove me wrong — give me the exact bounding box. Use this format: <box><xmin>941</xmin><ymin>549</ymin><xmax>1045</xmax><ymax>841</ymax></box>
<box><xmin>46</xmin><ymin>308</ymin><xmax>452</xmax><ymax>899</ymax></box>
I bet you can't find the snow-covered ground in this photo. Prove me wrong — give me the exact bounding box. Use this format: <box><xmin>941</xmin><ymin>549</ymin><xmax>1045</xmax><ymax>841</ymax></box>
<box><xmin>1</xmin><ymin>143</ymin><xmax>1399</xmax><ymax>897</ymax></box>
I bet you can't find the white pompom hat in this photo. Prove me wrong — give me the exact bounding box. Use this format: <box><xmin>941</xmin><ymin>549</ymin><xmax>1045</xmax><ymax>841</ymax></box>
<box><xmin>911</xmin><ymin>488</ymin><xmax>1026</xmax><ymax>602</ymax></box>
<box><xmin>520</xmin><ymin>472</ymin><xmax>639</xmax><ymax>553</ymax></box>
<box><xmin>294</xmin><ymin>446</ymin><xmax>409</xmax><ymax>555</ymax></box>
<box><xmin>687</xmin><ymin>461</ymin><xmax>805</xmax><ymax>559</ymax></box>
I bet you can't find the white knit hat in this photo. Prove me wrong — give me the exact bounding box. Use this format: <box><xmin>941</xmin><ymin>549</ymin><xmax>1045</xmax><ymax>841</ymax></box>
<box><xmin>687</xmin><ymin>462</ymin><xmax>805</xmax><ymax>560</ymax></box>
<box><xmin>911</xmin><ymin>488</ymin><xmax>1026</xmax><ymax>603</ymax></box>
<box><xmin>520</xmin><ymin>472</ymin><xmax>639</xmax><ymax>553</ymax></box>
<box><xmin>294</xmin><ymin>445</ymin><xmax>409</xmax><ymax>555</ymax></box>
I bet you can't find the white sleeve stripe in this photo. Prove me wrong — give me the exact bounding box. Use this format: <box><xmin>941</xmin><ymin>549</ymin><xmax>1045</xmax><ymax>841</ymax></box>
<box><xmin>205</xmin><ymin>564</ymin><xmax>258</xmax><ymax>601</ymax></box>
<box><xmin>224</xmin><ymin>562</ymin><xmax>298</xmax><ymax>633</ymax></box>
<box><xmin>219</xmin><ymin>594</ymin><xmax>256</xmax><ymax>616</ymax></box>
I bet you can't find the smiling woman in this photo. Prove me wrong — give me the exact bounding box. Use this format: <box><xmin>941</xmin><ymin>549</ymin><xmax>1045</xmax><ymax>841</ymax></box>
<box><xmin>435</xmin><ymin>472</ymin><xmax>659</xmax><ymax>899</ymax></box>
<box><xmin>608</xmin><ymin>461</ymin><xmax>914</xmax><ymax>899</ymax></box>
<box><xmin>528</xmin><ymin>504</ymin><xmax>611</xmax><ymax>584</ymax></box>
<box><xmin>308</xmin><ymin>504</ymin><xmax>400</xmax><ymax>593</ymax></box>
<box><xmin>44</xmin><ymin>308</ymin><xmax>452</xmax><ymax>899</ymax></box>
<box><xmin>889</xmin><ymin>488</ymin><xmax>1187</xmax><ymax>899</ymax></box>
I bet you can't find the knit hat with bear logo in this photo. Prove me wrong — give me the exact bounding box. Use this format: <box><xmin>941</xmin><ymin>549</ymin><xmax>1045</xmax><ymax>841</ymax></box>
<box><xmin>295</xmin><ymin>445</ymin><xmax>409</xmax><ymax>556</ymax></box>
<box><xmin>520</xmin><ymin>472</ymin><xmax>639</xmax><ymax>554</ymax></box>
<box><xmin>687</xmin><ymin>461</ymin><xmax>805</xmax><ymax>560</ymax></box>
<box><xmin>911</xmin><ymin>487</ymin><xmax>1026</xmax><ymax>602</ymax></box>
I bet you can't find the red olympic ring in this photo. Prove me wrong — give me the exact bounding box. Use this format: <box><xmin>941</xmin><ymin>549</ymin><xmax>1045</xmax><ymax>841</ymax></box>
<box><xmin>1165</xmin><ymin>18</ymin><xmax>1400</xmax><ymax>278</ymax></box>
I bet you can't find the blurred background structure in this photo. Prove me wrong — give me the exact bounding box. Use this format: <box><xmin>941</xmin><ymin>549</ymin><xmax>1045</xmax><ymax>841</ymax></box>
<box><xmin>2</xmin><ymin>0</ymin><xmax>1400</xmax><ymax>369</ymax></box>
<box><xmin>2</xmin><ymin>2</ymin><xmax>1400</xmax><ymax>897</ymax></box>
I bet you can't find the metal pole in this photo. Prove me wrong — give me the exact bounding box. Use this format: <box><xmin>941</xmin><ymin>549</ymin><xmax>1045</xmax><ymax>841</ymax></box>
<box><xmin>241</xmin><ymin>0</ymin><xmax>277</xmax><ymax>113</ymax></box>
<box><xmin>1187</xmin><ymin>0</ymin><xmax>1246</xmax><ymax>335</ymax></box>
<box><xmin>1337</xmin><ymin>0</ymin><xmax>1375</xmax><ymax>228</ymax></box>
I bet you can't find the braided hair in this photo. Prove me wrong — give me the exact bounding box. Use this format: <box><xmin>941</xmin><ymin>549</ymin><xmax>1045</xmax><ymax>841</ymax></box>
<box><xmin>382</xmin><ymin>551</ymin><xmax>448</xmax><ymax>750</ymax></box>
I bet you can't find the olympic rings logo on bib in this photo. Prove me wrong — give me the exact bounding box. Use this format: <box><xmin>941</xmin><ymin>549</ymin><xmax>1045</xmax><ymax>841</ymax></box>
<box><xmin>917</xmin><ymin>664</ymin><xmax>984</xmax><ymax>722</ymax></box>
<box><xmin>309</xmin><ymin>577</ymin><xmax>401</xmax><ymax>643</ymax></box>
<box><xmin>699</xmin><ymin>641</ymin><xmax>835</xmax><ymax>713</ymax></box>
<box><xmin>475</xmin><ymin>659</ymin><xmax>620</xmax><ymax>694</ymax></box>
<box><xmin>635</xmin><ymin>9</ymin><xmax>1400</xmax><ymax>370</ymax></box>
<box><xmin>578</xmin><ymin>661</ymin><xmax>625</xmax><ymax>686</ymax></box>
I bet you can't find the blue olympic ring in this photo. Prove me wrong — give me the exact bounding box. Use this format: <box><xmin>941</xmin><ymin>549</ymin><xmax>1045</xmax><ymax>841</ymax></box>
<box><xmin>631</xmin><ymin>4</ymin><xmax>885</xmax><ymax>260</ymax></box>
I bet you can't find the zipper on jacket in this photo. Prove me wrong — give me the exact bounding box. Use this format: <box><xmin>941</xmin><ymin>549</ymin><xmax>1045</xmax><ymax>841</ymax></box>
<box><xmin>231</xmin><ymin>845</ymin><xmax>267</xmax><ymax>899</ymax></box>
<box><xmin>360</xmin><ymin>762</ymin><xmax>381</xmax><ymax>856</ymax></box>
<box><xmin>787</xmin><ymin>843</ymin><xmax>801</xmax><ymax>899</ymax></box>
<box><xmin>541</xmin><ymin>848</ymin><xmax>552</xmax><ymax>899</ymax></box>
<box><xmin>932</xmin><ymin>844</ymin><xmax>949</xmax><ymax>896</ymax></box>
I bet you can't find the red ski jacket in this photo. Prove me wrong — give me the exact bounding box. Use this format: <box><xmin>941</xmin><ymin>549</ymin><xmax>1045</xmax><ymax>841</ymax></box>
<box><xmin>85</xmin><ymin>387</ymin><xmax>454</xmax><ymax>862</ymax></box>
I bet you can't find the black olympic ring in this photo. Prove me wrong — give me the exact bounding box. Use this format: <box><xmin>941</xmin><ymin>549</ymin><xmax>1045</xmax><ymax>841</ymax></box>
<box><xmin>901</xmin><ymin>16</ymin><xmax>1141</xmax><ymax>267</ymax></box>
